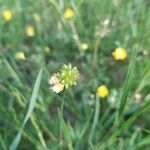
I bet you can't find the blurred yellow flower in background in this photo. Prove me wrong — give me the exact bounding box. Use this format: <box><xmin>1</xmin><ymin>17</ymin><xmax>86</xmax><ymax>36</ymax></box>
<box><xmin>15</xmin><ymin>52</ymin><xmax>26</xmax><ymax>60</ymax></box>
<box><xmin>44</xmin><ymin>46</ymin><xmax>50</xmax><ymax>53</ymax></box>
<box><xmin>81</xmin><ymin>43</ymin><xmax>88</xmax><ymax>50</ymax></box>
<box><xmin>26</xmin><ymin>25</ymin><xmax>35</xmax><ymax>37</ymax></box>
<box><xmin>112</xmin><ymin>47</ymin><xmax>127</xmax><ymax>60</ymax></box>
<box><xmin>64</xmin><ymin>8</ymin><xmax>74</xmax><ymax>19</ymax></box>
<box><xmin>3</xmin><ymin>10</ymin><xmax>12</xmax><ymax>21</ymax></box>
<box><xmin>97</xmin><ymin>85</ymin><xmax>109</xmax><ymax>98</ymax></box>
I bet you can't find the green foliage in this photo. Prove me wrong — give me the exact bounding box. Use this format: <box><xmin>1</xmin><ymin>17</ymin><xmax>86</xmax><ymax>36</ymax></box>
<box><xmin>0</xmin><ymin>0</ymin><xmax>150</xmax><ymax>149</ymax></box>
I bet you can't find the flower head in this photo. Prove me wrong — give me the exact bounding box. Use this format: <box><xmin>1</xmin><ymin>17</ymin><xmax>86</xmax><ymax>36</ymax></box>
<box><xmin>3</xmin><ymin>10</ymin><xmax>12</xmax><ymax>21</ymax></box>
<box><xmin>26</xmin><ymin>25</ymin><xmax>35</xmax><ymax>37</ymax></box>
<box><xmin>49</xmin><ymin>73</ymin><xmax>64</xmax><ymax>93</ymax></box>
<box><xmin>60</xmin><ymin>63</ymin><xmax>79</xmax><ymax>89</ymax></box>
<box><xmin>49</xmin><ymin>73</ymin><xmax>60</xmax><ymax>85</ymax></box>
<box><xmin>112</xmin><ymin>47</ymin><xmax>127</xmax><ymax>60</ymax></box>
<box><xmin>64</xmin><ymin>8</ymin><xmax>74</xmax><ymax>19</ymax></box>
<box><xmin>81</xmin><ymin>43</ymin><xmax>88</xmax><ymax>50</ymax></box>
<box><xmin>44</xmin><ymin>46</ymin><xmax>50</xmax><ymax>53</ymax></box>
<box><xmin>15</xmin><ymin>52</ymin><xmax>26</xmax><ymax>60</ymax></box>
<box><xmin>48</xmin><ymin>63</ymin><xmax>79</xmax><ymax>93</ymax></box>
<box><xmin>97</xmin><ymin>85</ymin><xmax>109</xmax><ymax>98</ymax></box>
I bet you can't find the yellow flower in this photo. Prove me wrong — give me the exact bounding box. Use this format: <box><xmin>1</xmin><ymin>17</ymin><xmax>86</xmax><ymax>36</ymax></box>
<box><xmin>97</xmin><ymin>85</ymin><xmax>109</xmax><ymax>98</ymax></box>
<box><xmin>26</xmin><ymin>25</ymin><xmax>35</xmax><ymax>37</ymax></box>
<box><xmin>112</xmin><ymin>47</ymin><xmax>127</xmax><ymax>60</ymax></box>
<box><xmin>15</xmin><ymin>52</ymin><xmax>26</xmax><ymax>60</ymax></box>
<box><xmin>44</xmin><ymin>46</ymin><xmax>50</xmax><ymax>53</ymax></box>
<box><xmin>64</xmin><ymin>8</ymin><xmax>74</xmax><ymax>19</ymax></box>
<box><xmin>81</xmin><ymin>43</ymin><xmax>88</xmax><ymax>50</ymax></box>
<box><xmin>3</xmin><ymin>10</ymin><xmax>12</xmax><ymax>21</ymax></box>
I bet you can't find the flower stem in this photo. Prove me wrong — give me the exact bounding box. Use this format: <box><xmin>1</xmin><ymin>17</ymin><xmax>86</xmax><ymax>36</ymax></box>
<box><xmin>59</xmin><ymin>92</ymin><xmax>65</xmax><ymax>149</ymax></box>
<box><xmin>89</xmin><ymin>96</ymin><xmax>100</xmax><ymax>142</ymax></box>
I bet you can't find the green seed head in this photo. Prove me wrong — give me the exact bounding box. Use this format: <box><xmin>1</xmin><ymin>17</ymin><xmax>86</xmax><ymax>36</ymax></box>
<box><xmin>60</xmin><ymin>63</ymin><xmax>79</xmax><ymax>88</ymax></box>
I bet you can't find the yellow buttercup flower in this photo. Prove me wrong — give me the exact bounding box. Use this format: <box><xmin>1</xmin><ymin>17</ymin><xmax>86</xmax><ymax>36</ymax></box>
<box><xmin>112</xmin><ymin>47</ymin><xmax>127</xmax><ymax>60</ymax></box>
<box><xmin>81</xmin><ymin>43</ymin><xmax>88</xmax><ymax>50</ymax></box>
<box><xmin>26</xmin><ymin>25</ymin><xmax>35</xmax><ymax>37</ymax></box>
<box><xmin>15</xmin><ymin>52</ymin><xmax>26</xmax><ymax>60</ymax></box>
<box><xmin>97</xmin><ymin>85</ymin><xmax>109</xmax><ymax>98</ymax></box>
<box><xmin>64</xmin><ymin>8</ymin><xmax>74</xmax><ymax>19</ymax></box>
<box><xmin>44</xmin><ymin>46</ymin><xmax>50</xmax><ymax>53</ymax></box>
<box><xmin>3</xmin><ymin>10</ymin><xmax>12</xmax><ymax>21</ymax></box>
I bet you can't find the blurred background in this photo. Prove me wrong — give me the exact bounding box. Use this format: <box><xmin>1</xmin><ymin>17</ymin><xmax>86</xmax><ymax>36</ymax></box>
<box><xmin>0</xmin><ymin>0</ymin><xmax>150</xmax><ymax>149</ymax></box>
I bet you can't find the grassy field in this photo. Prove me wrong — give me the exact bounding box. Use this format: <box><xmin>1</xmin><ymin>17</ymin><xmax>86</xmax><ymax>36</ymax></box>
<box><xmin>0</xmin><ymin>0</ymin><xmax>150</xmax><ymax>149</ymax></box>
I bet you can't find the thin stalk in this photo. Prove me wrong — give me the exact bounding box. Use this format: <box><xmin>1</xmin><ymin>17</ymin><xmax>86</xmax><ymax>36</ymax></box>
<box><xmin>30</xmin><ymin>116</ymin><xmax>48</xmax><ymax>149</ymax></box>
<box><xmin>59</xmin><ymin>92</ymin><xmax>65</xmax><ymax>149</ymax></box>
<box><xmin>92</xmin><ymin>37</ymin><xmax>101</xmax><ymax>67</ymax></box>
<box><xmin>0</xmin><ymin>133</ymin><xmax>7</xmax><ymax>150</ymax></box>
<box><xmin>69</xmin><ymin>21</ymin><xmax>83</xmax><ymax>55</ymax></box>
<box><xmin>89</xmin><ymin>96</ymin><xmax>100</xmax><ymax>142</ymax></box>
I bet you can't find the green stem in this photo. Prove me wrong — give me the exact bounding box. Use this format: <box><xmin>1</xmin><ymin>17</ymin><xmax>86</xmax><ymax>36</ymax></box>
<box><xmin>92</xmin><ymin>37</ymin><xmax>101</xmax><ymax>67</ymax></box>
<box><xmin>59</xmin><ymin>93</ymin><xmax>65</xmax><ymax>149</ymax></box>
<box><xmin>0</xmin><ymin>133</ymin><xmax>7</xmax><ymax>150</ymax></box>
<box><xmin>89</xmin><ymin>96</ymin><xmax>100</xmax><ymax>142</ymax></box>
<box><xmin>30</xmin><ymin>116</ymin><xmax>48</xmax><ymax>149</ymax></box>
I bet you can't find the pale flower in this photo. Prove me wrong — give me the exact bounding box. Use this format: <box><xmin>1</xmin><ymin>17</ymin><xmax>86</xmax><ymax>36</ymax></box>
<box><xmin>51</xmin><ymin>83</ymin><xmax>64</xmax><ymax>93</ymax></box>
<box><xmin>26</xmin><ymin>25</ymin><xmax>35</xmax><ymax>37</ymax></box>
<box><xmin>15</xmin><ymin>52</ymin><xmax>26</xmax><ymax>60</ymax></box>
<box><xmin>81</xmin><ymin>43</ymin><xmax>88</xmax><ymax>50</ymax></box>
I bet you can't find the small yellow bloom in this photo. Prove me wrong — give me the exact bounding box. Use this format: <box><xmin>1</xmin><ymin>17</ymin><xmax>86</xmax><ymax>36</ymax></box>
<box><xmin>64</xmin><ymin>8</ymin><xmax>74</xmax><ymax>19</ymax></box>
<box><xmin>44</xmin><ymin>46</ymin><xmax>50</xmax><ymax>53</ymax></box>
<box><xmin>112</xmin><ymin>47</ymin><xmax>127</xmax><ymax>60</ymax></box>
<box><xmin>15</xmin><ymin>52</ymin><xmax>26</xmax><ymax>60</ymax></box>
<box><xmin>3</xmin><ymin>10</ymin><xmax>12</xmax><ymax>21</ymax></box>
<box><xmin>26</xmin><ymin>25</ymin><xmax>35</xmax><ymax>37</ymax></box>
<box><xmin>97</xmin><ymin>85</ymin><xmax>109</xmax><ymax>98</ymax></box>
<box><xmin>81</xmin><ymin>43</ymin><xmax>88</xmax><ymax>50</ymax></box>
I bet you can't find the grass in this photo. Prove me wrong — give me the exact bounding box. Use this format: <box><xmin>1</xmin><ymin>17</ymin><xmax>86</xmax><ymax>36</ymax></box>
<box><xmin>0</xmin><ymin>0</ymin><xmax>150</xmax><ymax>149</ymax></box>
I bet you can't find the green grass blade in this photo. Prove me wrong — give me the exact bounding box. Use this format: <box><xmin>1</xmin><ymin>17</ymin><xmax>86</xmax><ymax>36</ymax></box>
<box><xmin>0</xmin><ymin>133</ymin><xmax>7</xmax><ymax>150</ymax></box>
<box><xmin>110</xmin><ymin>100</ymin><xmax>150</xmax><ymax>142</ymax></box>
<box><xmin>136</xmin><ymin>135</ymin><xmax>150</xmax><ymax>148</ymax></box>
<box><xmin>89</xmin><ymin>96</ymin><xmax>100</xmax><ymax>142</ymax></box>
<box><xmin>96</xmin><ymin>100</ymin><xmax>150</xmax><ymax>148</ymax></box>
<box><xmin>59</xmin><ymin>109</ymin><xmax>73</xmax><ymax>150</ymax></box>
<box><xmin>117</xmin><ymin>49</ymin><xmax>137</xmax><ymax>124</ymax></box>
<box><xmin>9</xmin><ymin>68</ymin><xmax>43</xmax><ymax>150</ymax></box>
<box><xmin>0</xmin><ymin>54</ymin><xmax>22</xmax><ymax>86</ymax></box>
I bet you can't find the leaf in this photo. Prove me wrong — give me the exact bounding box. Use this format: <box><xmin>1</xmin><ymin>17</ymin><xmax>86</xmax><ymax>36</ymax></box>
<box><xmin>9</xmin><ymin>68</ymin><xmax>43</xmax><ymax>150</ymax></box>
<box><xmin>0</xmin><ymin>54</ymin><xmax>22</xmax><ymax>86</ymax></box>
<box><xmin>96</xmin><ymin>100</ymin><xmax>150</xmax><ymax>148</ymax></box>
<box><xmin>89</xmin><ymin>96</ymin><xmax>100</xmax><ymax>142</ymax></box>
<box><xmin>110</xmin><ymin>100</ymin><xmax>150</xmax><ymax>141</ymax></box>
<box><xmin>117</xmin><ymin>48</ymin><xmax>137</xmax><ymax>123</ymax></box>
